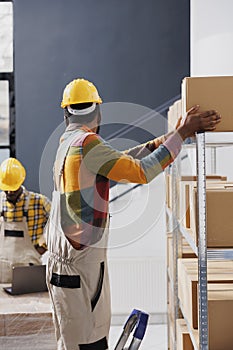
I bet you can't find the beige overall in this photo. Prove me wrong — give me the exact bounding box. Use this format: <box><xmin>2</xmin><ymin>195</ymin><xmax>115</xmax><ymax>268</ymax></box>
<box><xmin>0</xmin><ymin>192</ymin><xmax>41</xmax><ymax>283</ymax></box>
<box><xmin>46</xmin><ymin>132</ymin><xmax>111</xmax><ymax>350</ymax></box>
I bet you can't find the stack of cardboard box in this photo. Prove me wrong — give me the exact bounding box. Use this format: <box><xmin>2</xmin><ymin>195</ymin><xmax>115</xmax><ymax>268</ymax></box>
<box><xmin>178</xmin><ymin>258</ymin><xmax>233</xmax><ymax>350</ymax></box>
<box><xmin>167</xmin><ymin>75</ymin><xmax>233</xmax><ymax>350</ymax></box>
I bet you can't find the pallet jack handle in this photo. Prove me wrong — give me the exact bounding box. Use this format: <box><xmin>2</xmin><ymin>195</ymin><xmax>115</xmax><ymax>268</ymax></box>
<box><xmin>114</xmin><ymin>309</ymin><xmax>149</xmax><ymax>350</ymax></box>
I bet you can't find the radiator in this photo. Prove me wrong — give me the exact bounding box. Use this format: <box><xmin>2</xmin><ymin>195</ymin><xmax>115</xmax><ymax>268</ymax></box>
<box><xmin>108</xmin><ymin>257</ymin><xmax>167</xmax><ymax>324</ymax></box>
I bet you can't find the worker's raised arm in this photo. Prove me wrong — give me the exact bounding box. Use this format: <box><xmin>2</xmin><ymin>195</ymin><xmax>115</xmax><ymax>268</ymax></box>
<box><xmin>82</xmin><ymin>106</ymin><xmax>221</xmax><ymax>184</ymax></box>
<box><xmin>123</xmin><ymin>135</ymin><xmax>166</xmax><ymax>159</ymax></box>
<box><xmin>83</xmin><ymin>133</ymin><xmax>176</xmax><ymax>184</ymax></box>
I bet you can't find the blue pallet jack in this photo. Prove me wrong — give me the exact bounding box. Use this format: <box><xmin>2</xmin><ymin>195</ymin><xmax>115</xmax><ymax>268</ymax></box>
<box><xmin>114</xmin><ymin>309</ymin><xmax>149</xmax><ymax>350</ymax></box>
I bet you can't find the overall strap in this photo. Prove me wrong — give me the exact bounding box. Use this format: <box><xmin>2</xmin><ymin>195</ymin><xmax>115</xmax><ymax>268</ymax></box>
<box><xmin>54</xmin><ymin>131</ymin><xmax>86</xmax><ymax>191</ymax></box>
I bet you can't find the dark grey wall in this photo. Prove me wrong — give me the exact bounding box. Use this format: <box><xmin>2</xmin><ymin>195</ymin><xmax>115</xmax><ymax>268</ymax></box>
<box><xmin>14</xmin><ymin>0</ymin><xmax>190</xmax><ymax>195</ymax></box>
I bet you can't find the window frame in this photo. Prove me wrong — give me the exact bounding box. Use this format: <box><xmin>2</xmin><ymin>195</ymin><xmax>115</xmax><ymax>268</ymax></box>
<box><xmin>0</xmin><ymin>0</ymin><xmax>15</xmax><ymax>158</ymax></box>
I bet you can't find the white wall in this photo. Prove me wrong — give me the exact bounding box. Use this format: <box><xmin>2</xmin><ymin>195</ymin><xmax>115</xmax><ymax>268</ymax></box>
<box><xmin>191</xmin><ymin>0</ymin><xmax>233</xmax><ymax>77</ymax></box>
<box><xmin>108</xmin><ymin>173</ymin><xmax>168</xmax><ymax>323</ymax></box>
<box><xmin>109</xmin><ymin>174</ymin><xmax>166</xmax><ymax>257</ymax></box>
<box><xmin>191</xmin><ymin>0</ymin><xmax>233</xmax><ymax>181</ymax></box>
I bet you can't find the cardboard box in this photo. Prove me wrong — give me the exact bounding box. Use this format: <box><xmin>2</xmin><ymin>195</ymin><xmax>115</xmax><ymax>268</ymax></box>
<box><xmin>178</xmin><ymin>176</ymin><xmax>227</xmax><ymax>227</ymax></box>
<box><xmin>167</xmin><ymin>100</ymin><xmax>182</xmax><ymax>133</ymax></box>
<box><xmin>0</xmin><ymin>286</ymin><xmax>55</xmax><ymax>339</ymax></box>
<box><xmin>167</xmin><ymin>173</ymin><xmax>227</xmax><ymax>215</ymax></box>
<box><xmin>182</xmin><ymin>76</ymin><xmax>233</xmax><ymax>132</ymax></box>
<box><xmin>176</xmin><ymin>319</ymin><xmax>194</xmax><ymax>350</ymax></box>
<box><xmin>208</xmin><ymin>285</ymin><xmax>233</xmax><ymax>350</ymax></box>
<box><xmin>183</xmin><ymin>180</ymin><xmax>232</xmax><ymax>231</ymax></box>
<box><xmin>178</xmin><ymin>258</ymin><xmax>233</xmax><ymax>330</ymax></box>
<box><xmin>190</xmin><ymin>187</ymin><xmax>233</xmax><ymax>247</ymax></box>
<box><xmin>3</xmin><ymin>313</ymin><xmax>54</xmax><ymax>337</ymax></box>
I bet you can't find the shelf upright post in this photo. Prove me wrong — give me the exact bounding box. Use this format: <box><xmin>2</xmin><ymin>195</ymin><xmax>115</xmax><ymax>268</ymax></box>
<box><xmin>196</xmin><ymin>132</ymin><xmax>208</xmax><ymax>350</ymax></box>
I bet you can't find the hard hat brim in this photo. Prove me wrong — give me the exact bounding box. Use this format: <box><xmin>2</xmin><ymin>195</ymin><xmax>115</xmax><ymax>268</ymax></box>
<box><xmin>0</xmin><ymin>180</ymin><xmax>24</xmax><ymax>191</ymax></box>
<box><xmin>61</xmin><ymin>98</ymin><xmax>102</xmax><ymax>109</ymax></box>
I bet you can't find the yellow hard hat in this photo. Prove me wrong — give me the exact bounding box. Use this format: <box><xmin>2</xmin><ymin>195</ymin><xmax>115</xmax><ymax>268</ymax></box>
<box><xmin>0</xmin><ymin>158</ymin><xmax>26</xmax><ymax>191</ymax></box>
<box><xmin>61</xmin><ymin>78</ymin><xmax>102</xmax><ymax>108</ymax></box>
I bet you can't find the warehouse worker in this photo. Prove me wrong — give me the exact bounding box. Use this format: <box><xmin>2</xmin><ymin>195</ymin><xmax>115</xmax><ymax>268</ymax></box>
<box><xmin>46</xmin><ymin>78</ymin><xmax>221</xmax><ymax>350</ymax></box>
<box><xmin>0</xmin><ymin>157</ymin><xmax>51</xmax><ymax>283</ymax></box>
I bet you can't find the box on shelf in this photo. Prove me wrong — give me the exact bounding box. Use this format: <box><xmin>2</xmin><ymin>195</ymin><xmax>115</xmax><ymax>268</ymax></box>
<box><xmin>208</xmin><ymin>284</ymin><xmax>233</xmax><ymax>350</ymax></box>
<box><xmin>178</xmin><ymin>258</ymin><xmax>233</xmax><ymax>330</ymax></box>
<box><xmin>178</xmin><ymin>175</ymin><xmax>227</xmax><ymax>227</ymax></box>
<box><xmin>190</xmin><ymin>187</ymin><xmax>233</xmax><ymax>247</ymax></box>
<box><xmin>176</xmin><ymin>319</ymin><xmax>194</xmax><ymax>350</ymax></box>
<box><xmin>167</xmin><ymin>174</ymin><xmax>227</xmax><ymax>217</ymax></box>
<box><xmin>181</xmin><ymin>76</ymin><xmax>233</xmax><ymax>132</ymax></box>
<box><xmin>182</xmin><ymin>180</ymin><xmax>232</xmax><ymax>231</ymax></box>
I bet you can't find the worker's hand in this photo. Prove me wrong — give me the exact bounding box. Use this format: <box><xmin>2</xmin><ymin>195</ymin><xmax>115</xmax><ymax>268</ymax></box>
<box><xmin>177</xmin><ymin>105</ymin><xmax>221</xmax><ymax>140</ymax></box>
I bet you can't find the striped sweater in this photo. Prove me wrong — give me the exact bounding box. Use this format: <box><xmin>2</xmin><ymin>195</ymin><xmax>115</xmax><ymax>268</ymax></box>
<box><xmin>58</xmin><ymin>125</ymin><xmax>183</xmax><ymax>248</ymax></box>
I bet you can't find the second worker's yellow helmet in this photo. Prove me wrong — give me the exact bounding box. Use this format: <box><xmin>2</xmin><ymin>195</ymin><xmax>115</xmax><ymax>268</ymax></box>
<box><xmin>61</xmin><ymin>78</ymin><xmax>102</xmax><ymax>108</ymax></box>
<box><xmin>0</xmin><ymin>157</ymin><xmax>26</xmax><ymax>191</ymax></box>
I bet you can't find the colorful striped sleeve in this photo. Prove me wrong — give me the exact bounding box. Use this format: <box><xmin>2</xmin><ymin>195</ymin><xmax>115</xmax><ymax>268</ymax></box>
<box><xmin>83</xmin><ymin>132</ymin><xmax>182</xmax><ymax>184</ymax></box>
<box><xmin>123</xmin><ymin>135</ymin><xmax>166</xmax><ymax>159</ymax></box>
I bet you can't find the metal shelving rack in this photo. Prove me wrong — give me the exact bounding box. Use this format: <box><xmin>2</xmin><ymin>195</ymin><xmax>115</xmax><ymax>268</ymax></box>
<box><xmin>196</xmin><ymin>132</ymin><xmax>208</xmax><ymax>350</ymax></box>
<box><xmin>167</xmin><ymin>134</ymin><xmax>233</xmax><ymax>350</ymax></box>
<box><xmin>170</xmin><ymin>152</ymin><xmax>182</xmax><ymax>350</ymax></box>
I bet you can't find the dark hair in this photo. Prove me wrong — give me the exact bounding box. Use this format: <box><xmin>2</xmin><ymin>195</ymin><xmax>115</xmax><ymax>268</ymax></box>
<box><xmin>64</xmin><ymin>103</ymin><xmax>101</xmax><ymax>124</ymax></box>
<box><xmin>71</xmin><ymin>102</ymin><xmax>93</xmax><ymax>110</ymax></box>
